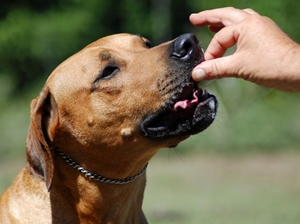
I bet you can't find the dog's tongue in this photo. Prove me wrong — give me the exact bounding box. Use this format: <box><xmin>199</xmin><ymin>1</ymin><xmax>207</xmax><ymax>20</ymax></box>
<box><xmin>173</xmin><ymin>89</ymin><xmax>202</xmax><ymax>111</ymax></box>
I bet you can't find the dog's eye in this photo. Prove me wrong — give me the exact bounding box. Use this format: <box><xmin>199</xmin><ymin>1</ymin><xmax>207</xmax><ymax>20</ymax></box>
<box><xmin>145</xmin><ymin>41</ymin><xmax>152</xmax><ymax>48</ymax></box>
<box><xmin>97</xmin><ymin>66</ymin><xmax>119</xmax><ymax>82</ymax></box>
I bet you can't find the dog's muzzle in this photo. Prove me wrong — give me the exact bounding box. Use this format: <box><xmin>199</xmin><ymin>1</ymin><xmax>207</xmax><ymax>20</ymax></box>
<box><xmin>140</xmin><ymin>33</ymin><xmax>218</xmax><ymax>140</ymax></box>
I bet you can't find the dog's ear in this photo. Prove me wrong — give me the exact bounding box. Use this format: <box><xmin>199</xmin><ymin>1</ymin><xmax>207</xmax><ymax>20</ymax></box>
<box><xmin>26</xmin><ymin>87</ymin><xmax>59</xmax><ymax>192</ymax></box>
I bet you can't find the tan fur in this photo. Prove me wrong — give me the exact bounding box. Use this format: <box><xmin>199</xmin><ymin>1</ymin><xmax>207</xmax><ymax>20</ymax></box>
<box><xmin>0</xmin><ymin>33</ymin><xmax>214</xmax><ymax>223</ymax></box>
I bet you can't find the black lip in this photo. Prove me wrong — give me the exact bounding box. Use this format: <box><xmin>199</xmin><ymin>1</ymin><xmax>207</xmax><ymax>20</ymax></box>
<box><xmin>140</xmin><ymin>84</ymin><xmax>218</xmax><ymax>140</ymax></box>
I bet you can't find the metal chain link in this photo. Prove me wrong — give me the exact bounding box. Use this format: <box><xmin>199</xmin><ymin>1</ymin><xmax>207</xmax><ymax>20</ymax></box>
<box><xmin>55</xmin><ymin>147</ymin><xmax>148</xmax><ymax>185</ymax></box>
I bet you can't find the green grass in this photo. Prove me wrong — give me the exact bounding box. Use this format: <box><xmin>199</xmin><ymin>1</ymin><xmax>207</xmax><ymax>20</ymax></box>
<box><xmin>143</xmin><ymin>151</ymin><xmax>300</xmax><ymax>224</ymax></box>
<box><xmin>1</xmin><ymin>73</ymin><xmax>300</xmax><ymax>223</ymax></box>
<box><xmin>0</xmin><ymin>157</ymin><xmax>25</xmax><ymax>194</ymax></box>
<box><xmin>2</xmin><ymin>152</ymin><xmax>300</xmax><ymax>224</ymax></box>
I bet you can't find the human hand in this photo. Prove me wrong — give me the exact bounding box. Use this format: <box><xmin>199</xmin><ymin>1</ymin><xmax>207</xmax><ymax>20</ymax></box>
<box><xmin>190</xmin><ymin>7</ymin><xmax>300</xmax><ymax>92</ymax></box>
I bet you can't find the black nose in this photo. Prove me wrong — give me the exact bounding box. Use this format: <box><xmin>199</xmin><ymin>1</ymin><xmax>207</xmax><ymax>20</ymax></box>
<box><xmin>171</xmin><ymin>33</ymin><xmax>200</xmax><ymax>61</ymax></box>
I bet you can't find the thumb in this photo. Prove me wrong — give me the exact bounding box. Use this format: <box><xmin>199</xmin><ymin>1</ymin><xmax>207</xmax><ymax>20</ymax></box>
<box><xmin>192</xmin><ymin>56</ymin><xmax>235</xmax><ymax>82</ymax></box>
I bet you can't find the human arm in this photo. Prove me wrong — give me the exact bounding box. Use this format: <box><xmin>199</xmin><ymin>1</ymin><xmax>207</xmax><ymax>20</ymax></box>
<box><xmin>190</xmin><ymin>7</ymin><xmax>300</xmax><ymax>92</ymax></box>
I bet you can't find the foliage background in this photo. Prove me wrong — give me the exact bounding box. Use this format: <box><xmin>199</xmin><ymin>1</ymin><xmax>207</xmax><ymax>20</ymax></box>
<box><xmin>1</xmin><ymin>0</ymin><xmax>300</xmax><ymax>157</ymax></box>
<box><xmin>1</xmin><ymin>0</ymin><xmax>300</xmax><ymax>223</ymax></box>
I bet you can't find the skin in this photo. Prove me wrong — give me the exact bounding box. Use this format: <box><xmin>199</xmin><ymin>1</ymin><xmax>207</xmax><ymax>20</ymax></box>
<box><xmin>190</xmin><ymin>7</ymin><xmax>300</xmax><ymax>92</ymax></box>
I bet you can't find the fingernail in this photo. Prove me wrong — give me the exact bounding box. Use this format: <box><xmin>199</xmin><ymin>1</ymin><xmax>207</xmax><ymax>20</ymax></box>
<box><xmin>193</xmin><ymin>68</ymin><xmax>206</xmax><ymax>81</ymax></box>
<box><xmin>189</xmin><ymin>13</ymin><xmax>197</xmax><ymax>19</ymax></box>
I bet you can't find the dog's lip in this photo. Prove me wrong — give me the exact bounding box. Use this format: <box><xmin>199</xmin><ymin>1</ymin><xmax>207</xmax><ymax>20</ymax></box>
<box><xmin>170</xmin><ymin>85</ymin><xmax>216</xmax><ymax>118</ymax></box>
<box><xmin>140</xmin><ymin>83</ymin><xmax>217</xmax><ymax>139</ymax></box>
<box><xmin>172</xmin><ymin>88</ymin><xmax>213</xmax><ymax>111</ymax></box>
<box><xmin>168</xmin><ymin>80</ymin><xmax>213</xmax><ymax>111</ymax></box>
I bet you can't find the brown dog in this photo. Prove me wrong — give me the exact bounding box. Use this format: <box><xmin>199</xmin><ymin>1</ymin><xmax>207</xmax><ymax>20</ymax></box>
<box><xmin>0</xmin><ymin>33</ymin><xmax>217</xmax><ymax>223</ymax></box>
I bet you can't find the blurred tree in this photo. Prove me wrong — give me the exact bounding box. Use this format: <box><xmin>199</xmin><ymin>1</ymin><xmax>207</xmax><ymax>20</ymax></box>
<box><xmin>0</xmin><ymin>0</ymin><xmax>194</xmax><ymax>96</ymax></box>
<box><xmin>1</xmin><ymin>0</ymin><xmax>300</xmax><ymax>154</ymax></box>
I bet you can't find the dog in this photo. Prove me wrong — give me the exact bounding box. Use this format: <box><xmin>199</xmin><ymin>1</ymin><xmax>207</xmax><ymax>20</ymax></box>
<box><xmin>0</xmin><ymin>33</ymin><xmax>217</xmax><ymax>223</ymax></box>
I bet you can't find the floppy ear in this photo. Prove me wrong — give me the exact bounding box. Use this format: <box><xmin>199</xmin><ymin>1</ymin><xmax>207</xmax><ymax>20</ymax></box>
<box><xmin>26</xmin><ymin>87</ymin><xmax>59</xmax><ymax>192</ymax></box>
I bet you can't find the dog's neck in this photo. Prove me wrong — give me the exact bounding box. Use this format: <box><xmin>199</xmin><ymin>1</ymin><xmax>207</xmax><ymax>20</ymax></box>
<box><xmin>49</xmin><ymin>147</ymin><xmax>151</xmax><ymax>223</ymax></box>
<box><xmin>55</xmin><ymin>147</ymin><xmax>148</xmax><ymax>184</ymax></box>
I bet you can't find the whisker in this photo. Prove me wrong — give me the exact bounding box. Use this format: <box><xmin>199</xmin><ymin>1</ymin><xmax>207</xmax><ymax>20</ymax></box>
<box><xmin>202</xmin><ymin>79</ymin><xmax>217</xmax><ymax>87</ymax></box>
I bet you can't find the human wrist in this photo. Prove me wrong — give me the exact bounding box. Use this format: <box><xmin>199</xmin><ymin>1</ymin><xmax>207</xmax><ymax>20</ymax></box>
<box><xmin>278</xmin><ymin>42</ymin><xmax>300</xmax><ymax>92</ymax></box>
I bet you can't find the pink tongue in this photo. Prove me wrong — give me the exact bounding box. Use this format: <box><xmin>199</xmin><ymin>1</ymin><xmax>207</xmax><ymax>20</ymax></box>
<box><xmin>173</xmin><ymin>89</ymin><xmax>202</xmax><ymax>111</ymax></box>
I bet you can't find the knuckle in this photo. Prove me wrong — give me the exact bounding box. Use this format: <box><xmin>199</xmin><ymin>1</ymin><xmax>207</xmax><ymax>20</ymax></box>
<box><xmin>225</xmin><ymin>6</ymin><xmax>236</xmax><ymax>11</ymax></box>
<box><xmin>243</xmin><ymin>8</ymin><xmax>256</xmax><ymax>14</ymax></box>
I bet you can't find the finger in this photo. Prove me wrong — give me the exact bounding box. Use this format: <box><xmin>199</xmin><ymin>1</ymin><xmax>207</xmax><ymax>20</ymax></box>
<box><xmin>242</xmin><ymin>8</ymin><xmax>259</xmax><ymax>15</ymax></box>
<box><xmin>204</xmin><ymin>25</ymin><xmax>238</xmax><ymax>60</ymax></box>
<box><xmin>192</xmin><ymin>56</ymin><xmax>237</xmax><ymax>82</ymax></box>
<box><xmin>190</xmin><ymin>7</ymin><xmax>250</xmax><ymax>27</ymax></box>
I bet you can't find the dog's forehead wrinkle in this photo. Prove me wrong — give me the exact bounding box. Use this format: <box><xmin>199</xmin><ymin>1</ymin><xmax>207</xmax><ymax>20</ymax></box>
<box><xmin>95</xmin><ymin>48</ymin><xmax>132</xmax><ymax>70</ymax></box>
<box><xmin>100</xmin><ymin>51</ymin><xmax>111</xmax><ymax>61</ymax></box>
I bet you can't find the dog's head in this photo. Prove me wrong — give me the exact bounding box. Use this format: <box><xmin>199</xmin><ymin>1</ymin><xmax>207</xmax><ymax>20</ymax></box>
<box><xmin>25</xmin><ymin>33</ymin><xmax>217</xmax><ymax>190</ymax></box>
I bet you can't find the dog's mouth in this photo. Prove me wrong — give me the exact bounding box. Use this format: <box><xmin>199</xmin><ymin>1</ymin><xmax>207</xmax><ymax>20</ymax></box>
<box><xmin>140</xmin><ymin>82</ymin><xmax>217</xmax><ymax>139</ymax></box>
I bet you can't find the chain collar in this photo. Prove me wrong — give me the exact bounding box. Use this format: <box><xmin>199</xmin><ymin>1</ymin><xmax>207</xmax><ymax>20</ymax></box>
<box><xmin>55</xmin><ymin>147</ymin><xmax>148</xmax><ymax>185</ymax></box>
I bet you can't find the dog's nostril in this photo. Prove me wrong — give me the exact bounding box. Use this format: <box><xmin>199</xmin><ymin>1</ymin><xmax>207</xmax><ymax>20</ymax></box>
<box><xmin>171</xmin><ymin>33</ymin><xmax>199</xmax><ymax>60</ymax></box>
